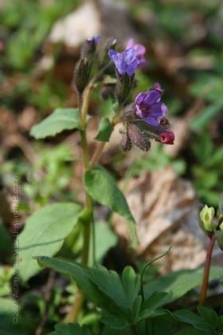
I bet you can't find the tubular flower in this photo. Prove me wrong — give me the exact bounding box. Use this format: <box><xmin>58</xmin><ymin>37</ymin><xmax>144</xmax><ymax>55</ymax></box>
<box><xmin>135</xmin><ymin>85</ymin><xmax>168</xmax><ymax>126</ymax></box>
<box><xmin>108</xmin><ymin>48</ymin><xmax>139</xmax><ymax>76</ymax></box>
<box><xmin>125</xmin><ymin>38</ymin><xmax>148</xmax><ymax>68</ymax></box>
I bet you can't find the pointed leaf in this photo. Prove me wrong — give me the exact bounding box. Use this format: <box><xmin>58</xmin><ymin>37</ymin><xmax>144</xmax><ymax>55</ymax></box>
<box><xmin>139</xmin><ymin>292</ymin><xmax>169</xmax><ymax>319</ymax></box>
<box><xmin>174</xmin><ymin>310</ymin><xmax>205</xmax><ymax>329</ymax></box>
<box><xmin>18</xmin><ymin>203</ymin><xmax>82</xmax><ymax>281</ymax></box>
<box><xmin>84</xmin><ymin>166</ymin><xmax>137</xmax><ymax>245</ymax></box>
<box><xmin>30</xmin><ymin>108</ymin><xmax>80</xmax><ymax>139</ymax></box>
<box><xmin>121</xmin><ymin>267</ymin><xmax>140</xmax><ymax>308</ymax></box>
<box><xmin>197</xmin><ymin>306</ymin><xmax>219</xmax><ymax>327</ymax></box>
<box><xmin>91</xmin><ymin>265</ymin><xmax>127</xmax><ymax>309</ymax></box>
<box><xmin>36</xmin><ymin>256</ymin><xmax>112</xmax><ymax>306</ymax></box>
<box><xmin>144</xmin><ymin>266</ymin><xmax>223</xmax><ymax>304</ymax></box>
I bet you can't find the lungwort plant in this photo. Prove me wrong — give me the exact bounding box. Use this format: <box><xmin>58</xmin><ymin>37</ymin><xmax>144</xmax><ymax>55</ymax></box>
<box><xmin>15</xmin><ymin>36</ymin><xmax>223</xmax><ymax>335</ymax></box>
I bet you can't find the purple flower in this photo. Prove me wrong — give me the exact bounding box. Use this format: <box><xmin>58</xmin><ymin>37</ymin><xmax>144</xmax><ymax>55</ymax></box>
<box><xmin>108</xmin><ymin>48</ymin><xmax>138</xmax><ymax>76</ymax></box>
<box><xmin>125</xmin><ymin>38</ymin><xmax>148</xmax><ymax>68</ymax></box>
<box><xmin>135</xmin><ymin>85</ymin><xmax>168</xmax><ymax>126</ymax></box>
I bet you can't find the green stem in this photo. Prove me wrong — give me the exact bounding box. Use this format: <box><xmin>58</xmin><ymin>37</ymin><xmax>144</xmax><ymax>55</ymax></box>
<box><xmin>65</xmin><ymin>65</ymin><xmax>119</xmax><ymax>322</ymax></box>
<box><xmin>65</xmin><ymin>86</ymin><xmax>94</xmax><ymax>322</ymax></box>
<box><xmin>199</xmin><ymin>233</ymin><xmax>216</xmax><ymax>305</ymax></box>
<box><xmin>64</xmin><ymin>288</ymin><xmax>85</xmax><ymax>323</ymax></box>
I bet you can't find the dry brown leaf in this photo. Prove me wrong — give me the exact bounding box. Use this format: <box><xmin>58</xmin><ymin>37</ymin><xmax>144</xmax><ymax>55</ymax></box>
<box><xmin>113</xmin><ymin>166</ymin><xmax>222</xmax><ymax>273</ymax></box>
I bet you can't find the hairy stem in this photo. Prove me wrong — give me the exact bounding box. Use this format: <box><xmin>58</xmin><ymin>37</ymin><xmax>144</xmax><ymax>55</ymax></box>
<box><xmin>199</xmin><ymin>233</ymin><xmax>216</xmax><ymax>305</ymax></box>
<box><xmin>65</xmin><ymin>86</ymin><xmax>94</xmax><ymax>322</ymax></box>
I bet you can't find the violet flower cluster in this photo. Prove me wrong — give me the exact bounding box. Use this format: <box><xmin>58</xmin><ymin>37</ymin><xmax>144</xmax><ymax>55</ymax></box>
<box><xmin>74</xmin><ymin>36</ymin><xmax>175</xmax><ymax>151</ymax></box>
<box><xmin>107</xmin><ymin>38</ymin><xmax>174</xmax><ymax>149</ymax></box>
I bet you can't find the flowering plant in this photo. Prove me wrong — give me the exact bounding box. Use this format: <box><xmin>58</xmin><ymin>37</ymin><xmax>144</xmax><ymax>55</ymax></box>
<box><xmin>15</xmin><ymin>36</ymin><xmax>223</xmax><ymax>335</ymax></box>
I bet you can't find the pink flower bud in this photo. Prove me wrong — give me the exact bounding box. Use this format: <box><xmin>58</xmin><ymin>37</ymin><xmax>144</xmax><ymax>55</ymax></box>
<box><xmin>159</xmin><ymin>130</ymin><xmax>175</xmax><ymax>144</ymax></box>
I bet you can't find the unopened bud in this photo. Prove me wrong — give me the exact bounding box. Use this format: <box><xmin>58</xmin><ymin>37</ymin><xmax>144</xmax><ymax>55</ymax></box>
<box><xmin>116</xmin><ymin>73</ymin><xmax>134</xmax><ymax>104</ymax></box>
<box><xmin>96</xmin><ymin>37</ymin><xmax>117</xmax><ymax>69</ymax></box>
<box><xmin>159</xmin><ymin>130</ymin><xmax>175</xmax><ymax>145</ymax></box>
<box><xmin>200</xmin><ymin>205</ymin><xmax>216</xmax><ymax>233</ymax></box>
<box><xmin>81</xmin><ymin>36</ymin><xmax>101</xmax><ymax>58</ymax></box>
<box><xmin>73</xmin><ymin>57</ymin><xmax>92</xmax><ymax>94</ymax></box>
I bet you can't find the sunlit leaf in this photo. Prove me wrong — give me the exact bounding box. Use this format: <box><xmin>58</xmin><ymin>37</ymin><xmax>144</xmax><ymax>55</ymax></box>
<box><xmin>84</xmin><ymin>166</ymin><xmax>137</xmax><ymax>246</ymax></box>
<box><xmin>30</xmin><ymin>108</ymin><xmax>80</xmax><ymax>139</ymax></box>
<box><xmin>18</xmin><ymin>203</ymin><xmax>82</xmax><ymax>281</ymax></box>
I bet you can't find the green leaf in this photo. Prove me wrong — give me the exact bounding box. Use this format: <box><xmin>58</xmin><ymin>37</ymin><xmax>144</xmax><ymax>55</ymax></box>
<box><xmin>84</xmin><ymin>166</ymin><xmax>137</xmax><ymax>246</ymax></box>
<box><xmin>90</xmin><ymin>265</ymin><xmax>127</xmax><ymax>310</ymax></box>
<box><xmin>18</xmin><ymin>203</ymin><xmax>82</xmax><ymax>282</ymax></box>
<box><xmin>121</xmin><ymin>267</ymin><xmax>140</xmax><ymax>308</ymax></box>
<box><xmin>174</xmin><ymin>309</ymin><xmax>214</xmax><ymax>333</ymax></box>
<box><xmin>144</xmin><ymin>266</ymin><xmax>223</xmax><ymax>304</ymax></box>
<box><xmin>36</xmin><ymin>256</ymin><xmax>112</xmax><ymax>306</ymax></box>
<box><xmin>94</xmin><ymin>117</ymin><xmax>113</xmax><ymax>142</ymax></box>
<box><xmin>197</xmin><ymin>306</ymin><xmax>219</xmax><ymax>327</ymax></box>
<box><xmin>30</xmin><ymin>108</ymin><xmax>80</xmax><ymax>139</ymax></box>
<box><xmin>47</xmin><ymin>323</ymin><xmax>91</xmax><ymax>335</ymax></box>
<box><xmin>174</xmin><ymin>310</ymin><xmax>201</xmax><ymax>325</ymax></box>
<box><xmin>139</xmin><ymin>315</ymin><xmax>175</xmax><ymax>335</ymax></box>
<box><xmin>139</xmin><ymin>292</ymin><xmax>169</xmax><ymax>319</ymax></box>
<box><xmin>37</xmin><ymin>258</ymin><xmax>139</xmax><ymax>329</ymax></box>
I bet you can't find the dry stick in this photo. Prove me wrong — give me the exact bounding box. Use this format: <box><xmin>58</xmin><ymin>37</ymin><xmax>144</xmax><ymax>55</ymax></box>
<box><xmin>199</xmin><ymin>233</ymin><xmax>216</xmax><ymax>305</ymax></box>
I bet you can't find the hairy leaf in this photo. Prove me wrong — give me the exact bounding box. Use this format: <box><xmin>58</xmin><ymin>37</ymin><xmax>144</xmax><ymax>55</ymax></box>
<box><xmin>30</xmin><ymin>108</ymin><xmax>80</xmax><ymax>139</ymax></box>
<box><xmin>84</xmin><ymin>166</ymin><xmax>137</xmax><ymax>246</ymax></box>
<box><xmin>18</xmin><ymin>203</ymin><xmax>82</xmax><ymax>281</ymax></box>
<box><xmin>144</xmin><ymin>266</ymin><xmax>223</xmax><ymax>304</ymax></box>
<box><xmin>36</xmin><ymin>257</ymin><xmax>112</xmax><ymax>306</ymax></box>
